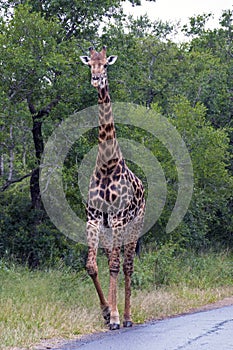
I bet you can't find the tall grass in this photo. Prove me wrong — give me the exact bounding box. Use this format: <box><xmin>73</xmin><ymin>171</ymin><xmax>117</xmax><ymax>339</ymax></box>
<box><xmin>0</xmin><ymin>249</ymin><xmax>233</xmax><ymax>349</ymax></box>
<box><xmin>0</xmin><ymin>264</ymin><xmax>102</xmax><ymax>349</ymax></box>
<box><xmin>132</xmin><ymin>245</ymin><xmax>233</xmax><ymax>289</ymax></box>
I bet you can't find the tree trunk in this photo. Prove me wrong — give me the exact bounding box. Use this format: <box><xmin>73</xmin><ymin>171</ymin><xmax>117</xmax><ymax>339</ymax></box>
<box><xmin>0</xmin><ymin>154</ymin><xmax>4</xmax><ymax>176</ymax></box>
<box><xmin>8</xmin><ymin>125</ymin><xmax>14</xmax><ymax>182</ymax></box>
<box><xmin>28</xmin><ymin>96</ymin><xmax>61</xmax><ymax>209</ymax></box>
<box><xmin>30</xmin><ymin>117</ymin><xmax>43</xmax><ymax>210</ymax></box>
<box><xmin>27</xmin><ymin>97</ymin><xmax>60</xmax><ymax>267</ymax></box>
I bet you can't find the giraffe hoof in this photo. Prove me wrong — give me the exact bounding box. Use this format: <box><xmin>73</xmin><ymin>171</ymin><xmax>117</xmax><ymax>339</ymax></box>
<box><xmin>123</xmin><ymin>320</ymin><xmax>133</xmax><ymax>328</ymax></box>
<box><xmin>102</xmin><ymin>306</ymin><xmax>111</xmax><ymax>325</ymax></box>
<box><xmin>109</xmin><ymin>323</ymin><xmax>120</xmax><ymax>331</ymax></box>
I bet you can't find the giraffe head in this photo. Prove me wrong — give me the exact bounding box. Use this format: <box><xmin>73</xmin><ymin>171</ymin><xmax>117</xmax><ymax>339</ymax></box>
<box><xmin>80</xmin><ymin>46</ymin><xmax>117</xmax><ymax>89</ymax></box>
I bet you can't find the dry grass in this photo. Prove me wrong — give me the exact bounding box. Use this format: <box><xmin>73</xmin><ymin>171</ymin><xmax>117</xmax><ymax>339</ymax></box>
<box><xmin>0</xmin><ymin>250</ymin><xmax>233</xmax><ymax>349</ymax></box>
<box><xmin>131</xmin><ymin>286</ymin><xmax>233</xmax><ymax>323</ymax></box>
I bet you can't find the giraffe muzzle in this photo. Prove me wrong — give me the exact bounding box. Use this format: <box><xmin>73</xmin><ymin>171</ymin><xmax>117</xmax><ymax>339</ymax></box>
<box><xmin>91</xmin><ymin>75</ymin><xmax>101</xmax><ymax>88</ymax></box>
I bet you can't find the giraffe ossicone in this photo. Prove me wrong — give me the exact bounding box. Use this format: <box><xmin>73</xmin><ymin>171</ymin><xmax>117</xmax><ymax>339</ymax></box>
<box><xmin>80</xmin><ymin>47</ymin><xmax>145</xmax><ymax>330</ymax></box>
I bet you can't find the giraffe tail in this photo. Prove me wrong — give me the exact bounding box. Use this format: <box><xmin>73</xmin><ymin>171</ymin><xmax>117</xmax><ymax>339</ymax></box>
<box><xmin>135</xmin><ymin>238</ymin><xmax>142</xmax><ymax>258</ymax></box>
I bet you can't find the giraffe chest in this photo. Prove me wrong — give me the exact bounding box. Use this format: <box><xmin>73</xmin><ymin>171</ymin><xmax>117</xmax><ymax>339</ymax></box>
<box><xmin>86</xmin><ymin>163</ymin><xmax>144</xmax><ymax>227</ymax></box>
<box><xmin>88</xmin><ymin>169</ymin><xmax>132</xmax><ymax>210</ymax></box>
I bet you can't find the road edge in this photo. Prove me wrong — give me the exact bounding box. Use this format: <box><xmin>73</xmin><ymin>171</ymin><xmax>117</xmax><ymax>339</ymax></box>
<box><xmin>31</xmin><ymin>296</ymin><xmax>233</xmax><ymax>350</ymax></box>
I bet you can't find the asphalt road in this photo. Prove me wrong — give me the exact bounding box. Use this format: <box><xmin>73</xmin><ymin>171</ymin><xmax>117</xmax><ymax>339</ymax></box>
<box><xmin>56</xmin><ymin>305</ymin><xmax>233</xmax><ymax>350</ymax></box>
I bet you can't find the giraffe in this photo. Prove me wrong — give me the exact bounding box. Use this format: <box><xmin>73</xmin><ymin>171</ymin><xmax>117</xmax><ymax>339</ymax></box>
<box><xmin>80</xmin><ymin>46</ymin><xmax>145</xmax><ymax>330</ymax></box>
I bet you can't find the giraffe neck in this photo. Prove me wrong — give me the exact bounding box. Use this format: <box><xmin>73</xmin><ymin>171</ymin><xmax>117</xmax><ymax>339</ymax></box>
<box><xmin>96</xmin><ymin>85</ymin><xmax>122</xmax><ymax>171</ymax></box>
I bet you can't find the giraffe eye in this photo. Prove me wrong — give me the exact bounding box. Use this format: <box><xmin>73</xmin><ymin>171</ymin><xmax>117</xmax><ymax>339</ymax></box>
<box><xmin>104</xmin><ymin>63</ymin><xmax>108</xmax><ymax>68</ymax></box>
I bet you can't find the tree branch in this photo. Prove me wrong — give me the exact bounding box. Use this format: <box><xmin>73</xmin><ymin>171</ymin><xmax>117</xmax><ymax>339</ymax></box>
<box><xmin>27</xmin><ymin>95</ymin><xmax>61</xmax><ymax>118</ymax></box>
<box><xmin>37</xmin><ymin>95</ymin><xmax>61</xmax><ymax>117</ymax></box>
<box><xmin>1</xmin><ymin>172</ymin><xmax>33</xmax><ymax>192</ymax></box>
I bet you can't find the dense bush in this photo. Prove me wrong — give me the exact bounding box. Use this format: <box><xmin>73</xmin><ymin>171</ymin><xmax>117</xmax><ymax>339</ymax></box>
<box><xmin>131</xmin><ymin>245</ymin><xmax>233</xmax><ymax>289</ymax></box>
<box><xmin>0</xmin><ymin>190</ymin><xmax>87</xmax><ymax>268</ymax></box>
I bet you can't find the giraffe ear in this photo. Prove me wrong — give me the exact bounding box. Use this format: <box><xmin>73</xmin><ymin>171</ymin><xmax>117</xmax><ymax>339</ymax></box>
<box><xmin>107</xmin><ymin>55</ymin><xmax>118</xmax><ymax>65</ymax></box>
<box><xmin>80</xmin><ymin>56</ymin><xmax>90</xmax><ymax>65</ymax></box>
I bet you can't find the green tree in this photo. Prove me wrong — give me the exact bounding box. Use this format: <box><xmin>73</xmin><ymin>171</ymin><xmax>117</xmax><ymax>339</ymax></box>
<box><xmin>0</xmin><ymin>0</ymin><xmax>157</xmax><ymax>40</ymax></box>
<box><xmin>0</xmin><ymin>4</ymin><xmax>85</xmax><ymax>207</ymax></box>
<box><xmin>182</xmin><ymin>10</ymin><xmax>233</xmax><ymax>129</ymax></box>
<box><xmin>169</xmin><ymin>98</ymin><xmax>232</xmax><ymax>248</ymax></box>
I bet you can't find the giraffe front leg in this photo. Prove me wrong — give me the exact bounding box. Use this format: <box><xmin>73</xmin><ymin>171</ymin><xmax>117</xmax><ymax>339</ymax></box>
<box><xmin>108</xmin><ymin>246</ymin><xmax>121</xmax><ymax>330</ymax></box>
<box><xmin>86</xmin><ymin>246</ymin><xmax>111</xmax><ymax>324</ymax></box>
<box><xmin>86</xmin><ymin>222</ymin><xmax>110</xmax><ymax>324</ymax></box>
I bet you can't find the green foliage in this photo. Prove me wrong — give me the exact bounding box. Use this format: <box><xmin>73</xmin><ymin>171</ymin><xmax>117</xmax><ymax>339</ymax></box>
<box><xmin>168</xmin><ymin>98</ymin><xmax>232</xmax><ymax>248</ymax></box>
<box><xmin>139</xmin><ymin>97</ymin><xmax>232</xmax><ymax>249</ymax></box>
<box><xmin>0</xmin><ymin>4</ymin><xmax>85</xmax><ymax>188</ymax></box>
<box><xmin>0</xmin><ymin>189</ymin><xmax>87</xmax><ymax>268</ymax></box>
<box><xmin>0</xmin><ymin>2</ymin><xmax>232</xmax><ymax>266</ymax></box>
<box><xmin>182</xmin><ymin>13</ymin><xmax>213</xmax><ymax>36</ymax></box>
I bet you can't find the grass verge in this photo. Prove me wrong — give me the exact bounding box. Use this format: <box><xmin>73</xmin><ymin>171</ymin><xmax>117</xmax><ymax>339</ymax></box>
<box><xmin>0</xmin><ymin>249</ymin><xmax>233</xmax><ymax>349</ymax></box>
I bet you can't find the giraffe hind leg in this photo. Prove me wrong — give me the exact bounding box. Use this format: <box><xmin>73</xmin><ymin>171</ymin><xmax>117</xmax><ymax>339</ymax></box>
<box><xmin>123</xmin><ymin>241</ymin><xmax>136</xmax><ymax>328</ymax></box>
<box><xmin>104</xmin><ymin>226</ymin><xmax>124</xmax><ymax>330</ymax></box>
<box><xmin>123</xmin><ymin>213</ymin><xmax>144</xmax><ymax>327</ymax></box>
